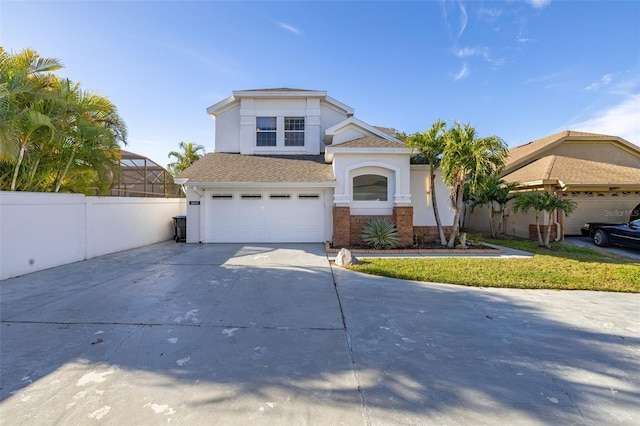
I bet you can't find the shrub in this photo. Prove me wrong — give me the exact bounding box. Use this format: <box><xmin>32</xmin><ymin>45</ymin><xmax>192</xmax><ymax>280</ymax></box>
<box><xmin>361</xmin><ymin>218</ymin><xmax>401</xmax><ymax>249</ymax></box>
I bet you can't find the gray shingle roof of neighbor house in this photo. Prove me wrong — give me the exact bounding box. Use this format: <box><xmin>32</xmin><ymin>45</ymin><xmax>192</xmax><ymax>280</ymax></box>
<box><xmin>333</xmin><ymin>136</ymin><xmax>407</xmax><ymax>148</ymax></box>
<box><xmin>176</xmin><ymin>153</ymin><xmax>335</xmax><ymax>184</ymax></box>
<box><xmin>502</xmin><ymin>155</ymin><xmax>640</xmax><ymax>187</ymax></box>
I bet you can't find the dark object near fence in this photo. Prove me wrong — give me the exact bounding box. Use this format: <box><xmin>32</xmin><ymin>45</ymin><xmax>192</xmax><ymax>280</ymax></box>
<box><xmin>173</xmin><ymin>215</ymin><xmax>186</xmax><ymax>242</ymax></box>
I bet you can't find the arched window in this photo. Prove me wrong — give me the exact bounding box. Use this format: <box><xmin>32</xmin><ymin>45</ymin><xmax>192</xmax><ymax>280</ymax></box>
<box><xmin>353</xmin><ymin>174</ymin><xmax>388</xmax><ymax>201</ymax></box>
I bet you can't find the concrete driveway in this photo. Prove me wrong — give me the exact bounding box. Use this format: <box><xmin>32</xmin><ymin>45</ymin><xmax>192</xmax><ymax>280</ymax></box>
<box><xmin>565</xmin><ymin>236</ymin><xmax>640</xmax><ymax>260</ymax></box>
<box><xmin>1</xmin><ymin>242</ymin><xmax>639</xmax><ymax>425</ymax></box>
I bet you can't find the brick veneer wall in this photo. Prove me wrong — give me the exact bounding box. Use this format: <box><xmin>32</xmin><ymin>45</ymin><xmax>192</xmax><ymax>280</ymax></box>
<box><xmin>332</xmin><ymin>206</ymin><xmax>415</xmax><ymax>247</ymax></box>
<box><xmin>393</xmin><ymin>206</ymin><xmax>414</xmax><ymax>247</ymax></box>
<box><xmin>333</xmin><ymin>206</ymin><xmax>351</xmax><ymax>246</ymax></box>
<box><xmin>349</xmin><ymin>214</ymin><xmax>395</xmax><ymax>246</ymax></box>
<box><xmin>413</xmin><ymin>226</ymin><xmax>454</xmax><ymax>244</ymax></box>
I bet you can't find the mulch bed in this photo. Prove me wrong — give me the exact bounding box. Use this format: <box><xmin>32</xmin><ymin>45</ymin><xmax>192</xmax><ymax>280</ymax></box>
<box><xmin>325</xmin><ymin>242</ymin><xmax>503</xmax><ymax>255</ymax></box>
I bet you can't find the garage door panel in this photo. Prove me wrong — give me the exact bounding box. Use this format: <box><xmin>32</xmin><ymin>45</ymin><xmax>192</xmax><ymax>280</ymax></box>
<box><xmin>562</xmin><ymin>193</ymin><xmax>640</xmax><ymax>235</ymax></box>
<box><xmin>207</xmin><ymin>190</ymin><xmax>325</xmax><ymax>243</ymax></box>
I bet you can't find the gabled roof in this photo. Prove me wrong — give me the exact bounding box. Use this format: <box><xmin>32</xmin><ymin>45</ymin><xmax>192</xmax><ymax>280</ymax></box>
<box><xmin>373</xmin><ymin>126</ymin><xmax>397</xmax><ymax>135</ymax></box>
<box><xmin>176</xmin><ymin>153</ymin><xmax>334</xmax><ymax>185</ymax></box>
<box><xmin>324</xmin><ymin>117</ymin><xmax>402</xmax><ymax>145</ymax></box>
<box><xmin>206</xmin><ymin>88</ymin><xmax>354</xmax><ymax>117</ymax></box>
<box><xmin>324</xmin><ymin>134</ymin><xmax>409</xmax><ymax>162</ymax></box>
<box><xmin>502</xmin><ymin>155</ymin><xmax>640</xmax><ymax>188</ymax></box>
<box><xmin>237</xmin><ymin>88</ymin><xmax>310</xmax><ymax>92</ymax></box>
<box><xmin>334</xmin><ymin>136</ymin><xmax>406</xmax><ymax>148</ymax></box>
<box><xmin>505</xmin><ymin>130</ymin><xmax>638</xmax><ymax>173</ymax></box>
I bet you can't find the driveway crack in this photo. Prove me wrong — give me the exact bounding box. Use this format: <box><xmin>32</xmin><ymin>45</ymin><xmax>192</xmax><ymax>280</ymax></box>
<box><xmin>328</xmin><ymin>259</ymin><xmax>371</xmax><ymax>426</ymax></box>
<box><xmin>552</xmin><ymin>377</ymin><xmax>585</xmax><ymax>419</ymax></box>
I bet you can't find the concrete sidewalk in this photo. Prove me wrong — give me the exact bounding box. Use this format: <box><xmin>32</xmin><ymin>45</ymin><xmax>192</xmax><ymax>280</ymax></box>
<box><xmin>1</xmin><ymin>242</ymin><xmax>638</xmax><ymax>425</ymax></box>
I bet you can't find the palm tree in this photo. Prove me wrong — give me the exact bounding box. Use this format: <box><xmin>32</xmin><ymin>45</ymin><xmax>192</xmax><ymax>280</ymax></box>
<box><xmin>441</xmin><ymin>122</ymin><xmax>508</xmax><ymax>247</ymax></box>
<box><xmin>406</xmin><ymin>119</ymin><xmax>448</xmax><ymax>245</ymax></box>
<box><xmin>493</xmin><ymin>180</ymin><xmax>519</xmax><ymax>236</ymax></box>
<box><xmin>469</xmin><ymin>176</ymin><xmax>497</xmax><ymax>238</ymax></box>
<box><xmin>470</xmin><ymin>175</ymin><xmax>519</xmax><ymax>238</ymax></box>
<box><xmin>512</xmin><ymin>192</ymin><xmax>545</xmax><ymax>246</ymax></box>
<box><xmin>168</xmin><ymin>141</ymin><xmax>205</xmax><ymax>176</ymax></box>
<box><xmin>0</xmin><ymin>47</ymin><xmax>62</xmax><ymax>167</ymax></box>
<box><xmin>1</xmin><ymin>49</ymin><xmax>127</xmax><ymax>194</ymax></box>
<box><xmin>51</xmin><ymin>80</ymin><xmax>127</xmax><ymax>193</ymax></box>
<box><xmin>512</xmin><ymin>191</ymin><xmax>577</xmax><ymax>248</ymax></box>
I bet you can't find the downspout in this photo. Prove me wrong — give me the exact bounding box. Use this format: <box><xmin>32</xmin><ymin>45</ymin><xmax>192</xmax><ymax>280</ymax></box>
<box><xmin>193</xmin><ymin>186</ymin><xmax>205</xmax><ymax>244</ymax></box>
<box><xmin>553</xmin><ymin>208</ymin><xmax>562</xmax><ymax>242</ymax></box>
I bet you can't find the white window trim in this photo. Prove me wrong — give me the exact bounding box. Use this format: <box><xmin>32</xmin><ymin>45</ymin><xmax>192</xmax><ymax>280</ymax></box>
<box><xmin>256</xmin><ymin>117</ymin><xmax>277</xmax><ymax>147</ymax></box>
<box><xmin>284</xmin><ymin>116</ymin><xmax>305</xmax><ymax>147</ymax></box>
<box><xmin>255</xmin><ymin>116</ymin><xmax>306</xmax><ymax>151</ymax></box>
<box><xmin>348</xmin><ymin>165</ymin><xmax>395</xmax><ymax>215</ymax></box>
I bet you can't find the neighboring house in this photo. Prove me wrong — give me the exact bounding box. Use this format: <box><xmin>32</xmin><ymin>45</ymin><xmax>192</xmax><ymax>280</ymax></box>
<box><xmin>176</xmin><ymin>88</ymin><xmax>454</xmax><ymax>244</ymax></box>
<box><xmin>468</xmin><ymin>131</ymin><xmax>640</xmax><ymax>239</ymax></box>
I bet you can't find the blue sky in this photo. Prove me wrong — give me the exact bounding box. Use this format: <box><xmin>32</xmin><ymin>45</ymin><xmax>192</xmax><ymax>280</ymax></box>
<box><xmin>2</xmin><ymin>0</ymin><xmax>639</xmax><ymax>168</ymax></box>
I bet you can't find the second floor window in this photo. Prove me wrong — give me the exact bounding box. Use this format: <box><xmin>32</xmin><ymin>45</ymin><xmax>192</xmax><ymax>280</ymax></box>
<box><xmin>285</xmin><ymin>117</ymin><xmax>305</xmax><ymax>147</ymax></box>
<box><xmin>256</xmin><ymin>117</ymin><xmax>277</xmax><ymax>147</ymax></box>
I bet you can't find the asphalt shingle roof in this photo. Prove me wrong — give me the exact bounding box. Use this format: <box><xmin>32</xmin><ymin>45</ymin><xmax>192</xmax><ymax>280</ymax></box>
<box><xmin>177</xmin><ymin>153</ymin><xmax>334</xmax><ymax>183</ymax></box>
<box><xmin>506</xmin><ymin>130</ymin><xmax>618</xmax><ymax>169</ymax></box>
<box><xmin>333</xmin><ymin>136</ymin><xmax>406</xmax><ymax>148</ymax></box>
<box><xmin>503</xmin><ymin>155</ymin><xmax>640</xmax><ymax>186</ymax></box>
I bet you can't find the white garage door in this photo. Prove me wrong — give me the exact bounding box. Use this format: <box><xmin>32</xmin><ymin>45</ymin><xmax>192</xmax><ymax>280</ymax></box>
<box><xmin>561</xmin><ymin>192</ymin><xmax>640</xmax><ymax>235</ymax></box>
<box><xmin>206</xmin><ymin>190</ymin><xmax>326</xmax><ymax>242</ymax></box>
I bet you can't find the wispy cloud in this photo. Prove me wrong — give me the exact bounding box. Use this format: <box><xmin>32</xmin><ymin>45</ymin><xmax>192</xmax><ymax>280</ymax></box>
<box><xmin>477</xmin><ymin>7</ymin><xmax>503</xmax><ymax>22</ymax></box>
<box><xmin>565</xmin><ymin>93</ymin><xmax>640</xmax><ymax>146</ymax></box>
<box><xmin>527</xmin><ymin>0</ymin><xmax>551</xmax><ymax>9</ymax></box>
<box><xmin>457</xmin><ymin>2</ymin><xmax>468</xmax><ymax>38</ymax></box>
<box><xmin>584</xmin><ymin>73</ymin><xmax>614</xmax><ymax>91</ymax></box>
<box><xmin>454</xmin><ymin>46</ymin><xmax>505</xmax><ymax>67</ymax></box>
<box><xmin>138</xmin><ymin>36</ymin><xmax>238</xmax><ymax>77</ymax></box>
<box><xmin>454</xmin><ymin>47</ymin><xmax>489</xmax><ymax>60</ymax></box>
<box><xmin>440</xmin><ymin>0</ymin><xmax>467</xmax><ymax>41</ymax></box>
<box><xmin>525</xmin><ymin>70</ymin><xmax>574</xmax><ymax>89</ymax></box>
<box><xmin>452</xmin><ymin>63</ymin><xmax>470</xmax><ymax>81</ymax></box>
<box><xmin>275</xmin><ymin>21</ymin><xmax>302</xmax><ymax>36</ymax></box>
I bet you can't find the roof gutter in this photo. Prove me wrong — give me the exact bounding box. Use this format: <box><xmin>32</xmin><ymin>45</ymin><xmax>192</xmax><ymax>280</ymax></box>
<box><xmin>182</xmin><ymin>181</ymin><xmax>337</xmax><ymax>189</ymax></box>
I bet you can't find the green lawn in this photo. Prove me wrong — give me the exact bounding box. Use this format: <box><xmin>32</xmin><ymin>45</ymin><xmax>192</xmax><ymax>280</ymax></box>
<box><xmin>347</xmin><ymin>238</ymin><xmax>640</xmax><ymax>293</ymax></box>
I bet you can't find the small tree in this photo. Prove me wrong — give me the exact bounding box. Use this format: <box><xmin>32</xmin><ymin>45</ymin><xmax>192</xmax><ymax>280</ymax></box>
<box><xmin>441</xmin><ymin>122</ymin><xmax>508</xmax><ymax>248</ymax></box>
<box><xmin>406</xmin><ymin>120</ymin><xmax>448</xmax><ymax>246</ymax></box>
<box><xmin>512</xmin><ymin>191</ymin><xmax>577</xmax><ymax>248</ymax></box>
<box><xmin>493</xmin><ymin>181</ymin><xmax>519</xmax><ymax>236</ymax></box>
<box><xmin>470</xmin><ymin>175</ymin><xmax>519</xmax><ymax>238</ymax></box>
<box><xmin>168</xmin><ymin>141</ymin><xmax>205</xmax><ymax>176</ymax></box>
<box><xmin>469</xmin><ymin>177</ymin><xmax>497</xmax><ymax>238</ymax></box>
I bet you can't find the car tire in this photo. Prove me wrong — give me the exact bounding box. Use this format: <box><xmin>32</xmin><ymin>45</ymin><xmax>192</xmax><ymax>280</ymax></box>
<box><xmin>593</xmin><ymin>229</ymin><xmax>609</xmax><ymax>247</ymax></box>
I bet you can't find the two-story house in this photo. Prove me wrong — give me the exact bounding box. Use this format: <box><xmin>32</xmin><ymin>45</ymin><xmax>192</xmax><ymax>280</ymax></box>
<box><xmin>176</xmin><ymin>88</ymin><xmax>454</xmax><ymax>245</ymax></box>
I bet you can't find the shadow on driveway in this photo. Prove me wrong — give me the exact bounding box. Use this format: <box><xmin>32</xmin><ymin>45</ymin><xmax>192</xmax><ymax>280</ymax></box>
<box><xmin>1</xmin><ymin>242</ymin><xmax>638</xmax><ymax>424</ymax></box>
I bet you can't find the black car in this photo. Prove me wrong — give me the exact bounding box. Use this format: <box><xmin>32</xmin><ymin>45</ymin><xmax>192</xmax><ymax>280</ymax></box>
<box><xmin>581</xmin><ymin>219</ymin><xmax>640</xmax><ymax>249</ymax></box>
<box><xmin>632</xmin><ymin>203</ymin><xmax>640</xmax><ymax>222</ymax></box>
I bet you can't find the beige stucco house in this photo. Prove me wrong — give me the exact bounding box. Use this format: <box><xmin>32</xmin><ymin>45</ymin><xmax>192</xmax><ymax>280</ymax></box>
<box><xmin>468</xmin><ymin>131</ymin><xmax>640</xmax><ymax>239</ymax></box>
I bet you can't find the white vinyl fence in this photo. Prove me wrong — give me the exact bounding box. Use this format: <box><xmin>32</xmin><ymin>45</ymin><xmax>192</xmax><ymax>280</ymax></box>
<box><xmin>0</xmin><ymin>192</ymin><xmax>186</xmax><ymax>280</ymax></box>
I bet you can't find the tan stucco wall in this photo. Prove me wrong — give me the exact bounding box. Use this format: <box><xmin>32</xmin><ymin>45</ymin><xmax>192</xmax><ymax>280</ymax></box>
<box><xmin>547</xmin><ymin>140</ymin><xmax>640</xmax><ymax>168</ymax></box>
<box><xmin>467</xmin><ymin>200</ymin><xmax>552</xmax><ymax>239</ymax></box>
